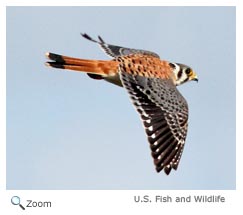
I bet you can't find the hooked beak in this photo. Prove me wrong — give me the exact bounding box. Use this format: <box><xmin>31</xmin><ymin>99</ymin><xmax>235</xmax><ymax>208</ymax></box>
<box><xmin>190</xmin><ymin>71</ymin><xmax>198</xmax><ymax>82</ymax></box>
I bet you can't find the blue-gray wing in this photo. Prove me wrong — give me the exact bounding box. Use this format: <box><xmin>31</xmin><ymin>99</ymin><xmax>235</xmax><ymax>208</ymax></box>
<box><xmin>119</xmin><ymin>69</ymin><xmax>189</xmax><ymax>175</ymax></box>
<box><xmin>81</xmin><ymin>33</ymin><xmax>160</xmax><ymax>59</ymax></box>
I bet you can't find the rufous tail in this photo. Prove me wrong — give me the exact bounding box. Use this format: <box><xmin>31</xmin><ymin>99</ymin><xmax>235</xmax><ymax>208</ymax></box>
<box><xmin>45</xmin><ymin>52</ymin><xmax>118</xmax><ymax>77</ymax></box>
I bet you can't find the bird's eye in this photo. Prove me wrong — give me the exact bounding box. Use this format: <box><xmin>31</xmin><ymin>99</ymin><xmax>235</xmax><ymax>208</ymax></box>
<box><xmin>185</xmin><ymin>68</ymin><xmax>191</xmax><ymax>75</ymax></box>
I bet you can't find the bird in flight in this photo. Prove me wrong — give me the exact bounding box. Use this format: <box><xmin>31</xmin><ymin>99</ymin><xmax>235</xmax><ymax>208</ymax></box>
<box><xmin>45</xmin><ymin>33</ymin><xmax>198</xmax><ymax>175</ymax></box>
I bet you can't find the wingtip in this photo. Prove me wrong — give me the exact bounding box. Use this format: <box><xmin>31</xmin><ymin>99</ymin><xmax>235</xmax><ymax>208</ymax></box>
<box><xmin>155</xmin><ymin>165</ymin><xmax>163</xmax><ymax>173</ymax></box>
<box><xmin>98</xmin><ymin>35</ymin><xmax>105</xmax><ymax>43</ymax></box>
<box><xmin>155</xmin><ymin>164</ymin><xmax>172</xmax><ymax>175</ymax></box>
<box><xmin>81</xmin><ymin>33</ymin><xmax>93</xmax><ymax>40</ymax></box>
<box><xmin>164</xmin><ymin>165</ymin><xmax>172</xmax><ymax>175</ymax></box>
<box><xmin>81</xmin><ymin>33</ymin><xmax>102</xmax><ymax>44</ymax></box>
<box><xmin>80</xmin><ymin>32</ymin><xmax>86</xmax><ymax>37</ymax></box>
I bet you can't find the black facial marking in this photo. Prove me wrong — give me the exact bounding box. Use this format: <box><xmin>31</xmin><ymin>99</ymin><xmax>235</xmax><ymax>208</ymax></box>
<box><xmin>177</xmin><ymin>69</ymin><xmax>183</xmax><ymax>79</ymax></box>
<box><xmin>169</xmin><ymin>63</ymin><xmax>176</xmax><ymax>69</ymax></box>
<box><xmin>182</xmin><ymin>77</ymin><xmax>189</xmax><ymax>84</ymax></box>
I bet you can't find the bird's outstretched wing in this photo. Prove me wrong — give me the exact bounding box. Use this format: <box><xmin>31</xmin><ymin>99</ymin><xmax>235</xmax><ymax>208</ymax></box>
<box><xmin>81</xmin><ymin>33</ymin><xmax>160</xmax><ymax>59</ymax></box>
<box><xmin>119</xmin><ymin>69</ymin><xmax>189</xmax><ymax>175</ymax></box>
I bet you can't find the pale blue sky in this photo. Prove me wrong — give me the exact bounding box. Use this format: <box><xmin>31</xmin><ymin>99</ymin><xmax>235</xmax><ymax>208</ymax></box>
<box><xmin>7</xmin><ymin>6</ymin><xmax>235</xmax><ymax>189</ymax></box>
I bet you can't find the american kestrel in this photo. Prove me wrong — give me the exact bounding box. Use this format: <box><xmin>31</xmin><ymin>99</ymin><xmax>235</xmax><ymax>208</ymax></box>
<box><xmin>45</xmin><ymin>33</ymin><xmax>198</xmax><ymax>175</ymax></box>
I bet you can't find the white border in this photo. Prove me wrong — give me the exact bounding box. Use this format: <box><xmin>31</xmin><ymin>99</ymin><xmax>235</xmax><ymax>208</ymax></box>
<box><xmin>1</xmin><ymin>0</ymin><xmax>239</xmax><ymax>6</ymax></box>
<box><xmin>0</xmin><ymin>1</ymin><xmax>6</xmax><ymax>191</ymax></box>
<box><xmin>1</xmin><ymin>0</ymin><xmax>242</xmax><ymax>214</ymax></box>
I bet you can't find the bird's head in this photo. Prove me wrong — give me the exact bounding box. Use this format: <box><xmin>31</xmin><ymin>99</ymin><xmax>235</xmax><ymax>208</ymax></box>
<box><xmin>169</xmin><ymin>63</ymin><xmax>198</xmax><ymax>86</ymax></box>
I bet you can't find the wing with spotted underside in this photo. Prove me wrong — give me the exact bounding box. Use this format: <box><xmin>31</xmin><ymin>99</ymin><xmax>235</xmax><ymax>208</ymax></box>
<box><xmin>119</xmin><ymin>69</ymin><xmax>189</xmax><ymax>175</ymax></box>
<box><xmin>81</xmin><ymin>33</ymin><xmax>160</xmax><ymax>59</ymax></box>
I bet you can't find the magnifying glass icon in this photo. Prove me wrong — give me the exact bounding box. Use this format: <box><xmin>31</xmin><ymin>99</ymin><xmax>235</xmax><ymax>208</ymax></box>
<box><xmin>11</xmin><ymin>196</ymin><xmax>25</xmax><ymax>210</ymax></box>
